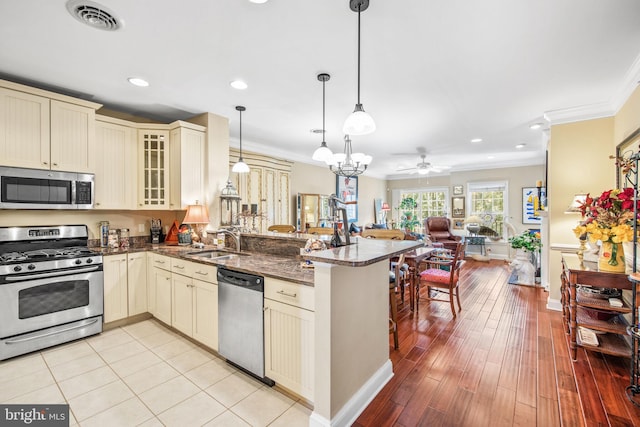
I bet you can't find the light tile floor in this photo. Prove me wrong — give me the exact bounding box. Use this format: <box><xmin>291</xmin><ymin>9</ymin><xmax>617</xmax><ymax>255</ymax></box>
<box><xmin>0</xmin><ymin>319</ymin><xmax>311</xmax><ymax>427</ymax></box>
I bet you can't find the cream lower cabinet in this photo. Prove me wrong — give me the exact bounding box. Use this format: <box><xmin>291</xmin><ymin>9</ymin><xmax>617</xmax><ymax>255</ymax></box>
<box><xmin>127</xmin><ymin>252</ymin><xmax>147</xmax><ymax>316</ymax></box>
<box><xmin>103</xmin><ymin>254</ymin><xmax>128</xmax><ymax>323</ymax></box>
<box><xmin>264</xmin><ymin>278</ymin><xmax>314</xmax><ymax>401</ymax></box>
<box><xmin>171</xmin><ymin>258</ymin><xmax>218</xmax><ymax>350</ymax></box>
<box><xmin>149</xmin><ymin>253</ymin><xmax>173</xmax><ymax>325</ymax></box>
<box><xmin>104</xmin><ymin>253</ymin><xmax>148</xmax><ymax>323</ymax></box>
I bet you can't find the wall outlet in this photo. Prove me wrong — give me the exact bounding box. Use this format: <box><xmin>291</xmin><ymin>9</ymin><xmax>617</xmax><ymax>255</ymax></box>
<box><xmin>138</xmin><ymin>223</ymin><xmax>145</xmax><ymax>233</ymax></box>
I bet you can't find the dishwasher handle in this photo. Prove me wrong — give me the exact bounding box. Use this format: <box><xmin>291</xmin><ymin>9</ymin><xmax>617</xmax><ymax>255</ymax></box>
<box><xmin>217</xmin><ymin>268</ymin><xmax>263</xmax><ymax>292</ymax></box>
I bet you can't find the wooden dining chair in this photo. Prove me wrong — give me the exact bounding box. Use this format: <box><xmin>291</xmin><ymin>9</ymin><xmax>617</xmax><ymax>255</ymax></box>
<box><xmin>267</xmin><ymin>224</ymin><xmax>295</xmax><ymax>233</ymax></box>
<box><xmin>389</xmin><ymin>253</ymin><xmax>407</xmax><ymax>349</ymax></box>
<box><xmin>306</xmin><ymin>227</ymin><xmax>334</xmax><ymax>235</ymax></box>
<box><xmin>416</xmin><ymin>242</ymin><xmax>466</xmax><ymax>316</ymax></box>
<box><xmin>361</xmin><ymin>229</ymin><xmax>406</xmax><ymax>240</ymax></box>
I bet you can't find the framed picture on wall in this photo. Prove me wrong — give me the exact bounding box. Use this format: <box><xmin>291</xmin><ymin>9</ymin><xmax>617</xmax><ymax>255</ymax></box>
<box><xmin>336</xmin><ymin>176</ymin><xmax>358</xmax><ymax>223</ymax></box>
<box><xmin>453</xmin><ymin>185</ymin><xmax>464</xmax><ymax>195</ymax></box>
<box><xmin>452</xmin><ymin>196</ymin><xmax>465</xmax><ymax>218</ymax></box>
<box><xmin>522</xmin><ymin>187</ymin><xmax>546</xmax><ymax>224</ymax></box>
<box><xmin>615</xmin><ymin>126</ymin><xmax>640</xmax><ymax>188</ymax></box>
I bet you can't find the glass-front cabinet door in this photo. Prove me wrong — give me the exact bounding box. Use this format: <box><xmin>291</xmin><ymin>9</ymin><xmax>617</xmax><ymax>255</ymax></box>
<box><xmin>138</xmin><ymin>130</ymin><xmax>170</xmax><ymax>209</ymax></box>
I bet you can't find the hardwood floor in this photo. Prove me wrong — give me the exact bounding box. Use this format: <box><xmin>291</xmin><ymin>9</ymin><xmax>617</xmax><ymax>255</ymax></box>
<box><xmin>354</xmin><ymin>259</ymin><xmax>640</xmax><ymax>427</ymax></box>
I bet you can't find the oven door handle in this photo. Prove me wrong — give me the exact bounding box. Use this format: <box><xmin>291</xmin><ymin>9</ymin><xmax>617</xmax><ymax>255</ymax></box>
<box><xmin>5</xmin><ymin>265</ymin><xmax>102</xmax><ymax>281</ymax></box>
<box><xmin>5</xmin><ymin>318</ymin><xmax>100</xmax><ymax>344</ymax></box>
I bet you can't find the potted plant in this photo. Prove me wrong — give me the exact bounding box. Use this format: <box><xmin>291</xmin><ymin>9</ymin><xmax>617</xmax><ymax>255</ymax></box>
<box><xmin>398</xmin><ymin>197</ymin><xmax>421</xmax><ymax>232</ymax></box>
<box><xmin>508</xmin><ymin>230</ymin><xmax>542</xmax><ymax>254</ymax></box>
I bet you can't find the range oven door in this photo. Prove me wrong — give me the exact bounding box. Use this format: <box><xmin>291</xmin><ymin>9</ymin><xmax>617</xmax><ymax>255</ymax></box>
<box><xmin>0</xmin><ymin>267</ymin><xmax>104</xmax><ymax>339</ymax></box>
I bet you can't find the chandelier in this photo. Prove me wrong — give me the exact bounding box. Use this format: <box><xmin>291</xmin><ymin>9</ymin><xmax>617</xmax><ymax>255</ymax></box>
<box><xmin>326</xmin><ymin>135</ymin><xmax>372</xmax><ymax>178</ymax></box>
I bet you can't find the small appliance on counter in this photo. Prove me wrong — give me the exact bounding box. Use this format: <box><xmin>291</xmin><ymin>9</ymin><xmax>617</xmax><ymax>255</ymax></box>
<box><xmin>150</xmin><ymin>218</ymin><xmax>163</xmax><ymax>244</ymax></box>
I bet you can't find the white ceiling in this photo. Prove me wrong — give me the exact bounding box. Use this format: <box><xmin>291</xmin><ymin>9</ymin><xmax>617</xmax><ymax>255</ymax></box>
<box><xmin>1</xmin><ymin>0</ymin><xmax>640</xmax><ymax>179</ymax></box>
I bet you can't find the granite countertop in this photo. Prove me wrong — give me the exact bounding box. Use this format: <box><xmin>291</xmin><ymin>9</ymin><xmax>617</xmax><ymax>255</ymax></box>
<box><xmin>301</xmin><ymin>238</ymin><xmax>424</xmax><ymax>267</ymax></box>
<box><xmin>93</xmin><ymin>244</ymin><xmax>315</xmax><ymax>285</ymax></box>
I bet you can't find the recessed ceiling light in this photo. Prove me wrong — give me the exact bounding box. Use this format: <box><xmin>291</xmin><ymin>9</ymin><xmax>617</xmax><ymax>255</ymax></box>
<box><xmin>515</xmin><ymin>143</ymin><xmax>526</xmax><ymax>149</ymax></box>
<box><xmin>529</xmin><ymin>123</ymin><xmax>542</xmax><ymax>130</ymax></box>
<box><xmin>470</xmin><ymin>138</ymin><xmax>483</xmax><ymax>143</ymax></box>
<box><xmin>127</xmin><ymin>77</ymin><xmax>149</xmax><ymax>87</ymax></box>
<box><xmin>487</xmin><ymin>155</ymin><xmax>495</xmax><ymax>159</ymax></box>
<box><xmin>249</xmin><ymin>0</ymin><xmax>269</xmax><ymax>3</ymax></box>
<box><xmin>230</xmin><ymin>80</ymin><xmax>248</xmax><ymax>90</ymax></box>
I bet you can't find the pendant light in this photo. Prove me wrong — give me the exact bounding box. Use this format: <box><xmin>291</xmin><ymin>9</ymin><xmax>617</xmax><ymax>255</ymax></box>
<box><xmin>232</xmin><ymin>105</ymin><xmax>250</xmax><ymax>173</ymax></box>
<box><xmin>312</xmin><ymin>73</ymin><xmax>333</xmax><ymax>162</ymax></box>
<box><xmin>327</xmin><ymin>135</ymin><xmax>372</xmax><ymax>178</ymax></box>
<box><xmin>343</xmin><ymin>0</ymin><xmax>376</xmax><ymax>136</ymax></box>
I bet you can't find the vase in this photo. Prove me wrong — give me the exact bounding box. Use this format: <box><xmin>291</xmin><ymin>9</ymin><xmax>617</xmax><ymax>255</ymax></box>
<box><xmin>598</xmin><ymin>241</ymin><xmax>625</xmax><ymax>273</ymax></box>
<box><xmin>511</xmin><ymin>249</ymin><xmax>536</xmax><ymax>285</ymax></box>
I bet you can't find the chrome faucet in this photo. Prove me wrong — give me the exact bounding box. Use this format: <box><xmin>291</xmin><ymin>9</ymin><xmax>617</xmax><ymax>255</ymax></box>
<box><xmin>217</xmin><ymin>229</ymin><xmax>241</xmax><ymax>252</ymax></box>
<box><xmin>328</xmin><ymin>194</ymin><xmax>351</xmax><ymax>247</ymax></box>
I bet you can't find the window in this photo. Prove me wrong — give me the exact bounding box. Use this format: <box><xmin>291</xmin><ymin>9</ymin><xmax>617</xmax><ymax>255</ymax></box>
<box><xmin>467</xmin><ymin>181</ymin><xmax>508</xmax><ymax>238</ymax></box>
<box><xmin>397</xmin><ymin>188</ymin><xmax>448</xmax><ymax>229</ymax></box>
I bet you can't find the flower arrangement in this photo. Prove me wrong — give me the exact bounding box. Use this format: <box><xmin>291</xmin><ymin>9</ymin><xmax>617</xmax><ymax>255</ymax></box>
<box><xmin>508</xmin><ymin>231</ymin><xmax>542</xmax><ymax>252</ymax></box>
<box><xmin>572</xmin><ymin>188</ymin><xmax>637</xmax><ymax>243</ymax></box>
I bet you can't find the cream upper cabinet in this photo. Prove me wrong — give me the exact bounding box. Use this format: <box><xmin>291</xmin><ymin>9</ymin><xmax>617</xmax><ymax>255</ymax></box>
<box><xmin>138</xmin><ymin>129</ymin><xmax>170</xmax><ymax>210</ymax></box>
<box><xmin>231</xmin><ymin>149</ymin><xmax>292</xmax><ymax>232</ymax></box>
<box><xmin>0</xmin><ymin>81</ymin><xmax>100</xmax><ymax>172</ymax></box>
<box><xmin>170</xmin><ymin>125</ymin><xmax>205</xmax><ymax>210</ymax></box>
<box><xmin>0</xmin><ymin>88</ymin><xmax>50</xmax><ymax>170</ymax></box>
<box><xmin>49</xmin><ymin>100</ymin><xmax>96</xmax><ymax>173</ymax></box>
<box><xmin>94</xmin><ymin>117</ymin><xmax>137</xmax><ymax>209</ymax></box>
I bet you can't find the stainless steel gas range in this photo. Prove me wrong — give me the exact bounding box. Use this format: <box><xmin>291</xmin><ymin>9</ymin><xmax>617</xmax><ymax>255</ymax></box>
<box><xmin>0</xmin><ymin>225</ymin><xmax>103</xmax><ymax>360</ymax></box>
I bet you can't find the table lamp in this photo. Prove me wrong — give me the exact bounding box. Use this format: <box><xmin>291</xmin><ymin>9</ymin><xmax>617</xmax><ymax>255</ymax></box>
<box><xmin>380</xmin><ymin>202</ymin><xmax>390</xmax><ymax>224</ymax></box>
<box><xmin>464</xmin><ymin>215</ymin><xmax>483</xmax><ymax>235</ymax></box>
<box><xmin>183</xmin><ymin>200</ymin><xmax>210</xmax><ymax>242</ymax></box>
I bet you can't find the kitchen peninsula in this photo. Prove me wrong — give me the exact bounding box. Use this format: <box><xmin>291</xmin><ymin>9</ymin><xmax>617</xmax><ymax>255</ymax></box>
<box><xmin>99</xmin><ymin>233</ymin><xmax>422</xmax><ymax>427</ymax></box>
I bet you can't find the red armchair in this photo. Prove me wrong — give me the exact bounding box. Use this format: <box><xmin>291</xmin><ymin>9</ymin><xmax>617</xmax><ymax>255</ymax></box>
<box><xmin>424</xmin><ymin>217</ymin><xmax>461</xmax><ymax>251</ymax></box>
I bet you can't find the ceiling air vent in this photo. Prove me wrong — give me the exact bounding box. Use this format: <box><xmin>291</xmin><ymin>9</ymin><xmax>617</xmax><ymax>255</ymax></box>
<box><xmin>66</xmin><ymin>0</ymin><xmax>122</xmax><ymax>31</ymax></box>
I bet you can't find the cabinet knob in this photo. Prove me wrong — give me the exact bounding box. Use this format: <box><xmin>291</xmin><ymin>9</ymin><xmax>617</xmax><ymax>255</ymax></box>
<box><xmin>53</xmin><ymin>163</ymin><xmax>58</xmax><ymax>166</ymax></box>
<box><xmin>96</xmin><ymin>202</ymin><xmax>100</xmax><ymax>206</ymax></box>
<box><xmin>42</xmin><ymin>161</ymin><xmax>48</xmax><ymax>165</ymax></box>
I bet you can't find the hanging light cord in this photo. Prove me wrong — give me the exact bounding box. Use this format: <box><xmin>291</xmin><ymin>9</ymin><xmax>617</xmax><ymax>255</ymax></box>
<box><xmin>356</xmin><ymin>4</ymin><xmax>361</xmax><ymax>105</ymax></box>
<box><xmin>238</xmin><ymin>108</ymin><xmax>243</xmax><ymax>160</ymax></box>
<box><xmin>322</xmin><ymin>77</ymin><xmax>326</xmax><ymax>143</ymax></box>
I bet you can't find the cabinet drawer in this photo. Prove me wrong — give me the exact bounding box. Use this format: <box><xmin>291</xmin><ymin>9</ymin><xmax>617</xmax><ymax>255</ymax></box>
<box><xmin>265</xmin><ymin>278</ymin><xmax>314</xmax><ymax>312</ymax></box>
<box><xmin>192</xmin><ymin>263</ymin><xmax>217</xmax><ymax>284</ymax></box>
<box><xmin>151</xmin><ymin>253</ymin><xmax>172</xmax><ymax>271</ymax></box>
<box><xmin>171</xmin><ymin>258</ymin><xmax>196</xmax><ymax>276</ymax></box>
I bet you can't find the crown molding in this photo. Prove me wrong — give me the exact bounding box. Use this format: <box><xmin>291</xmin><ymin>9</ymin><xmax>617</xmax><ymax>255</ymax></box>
<box><xmin>543</xmin><ymin>102</ymin><xmax>615</xmax><ymax>125</ymax></box>
<box><xmin>544</xmin><ymin>52</ymin><xmax>640</xmax><ymax>126</ymax></box>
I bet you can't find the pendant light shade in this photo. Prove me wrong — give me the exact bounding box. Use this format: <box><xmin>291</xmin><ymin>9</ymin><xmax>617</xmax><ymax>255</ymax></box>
<box><xmin>312</xmin><ymin>73</ymin><xmax>334</xmax><ymax>162</ymax></box>
<box><xmin>232</xmin><ymin>105</ymin><xmax>250</xmax><ymax>173</ymax></box>
<box><xmin>343</xmin><ymin>0</ymin><xmax>376</xmax><ymax>136</ymax></box>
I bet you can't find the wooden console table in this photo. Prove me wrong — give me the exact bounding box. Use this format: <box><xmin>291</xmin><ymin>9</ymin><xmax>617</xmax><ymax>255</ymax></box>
<box><xmin>561</xmin><ymin>253</ymin><xmax>634</xmax><ymax>361</ymax></box>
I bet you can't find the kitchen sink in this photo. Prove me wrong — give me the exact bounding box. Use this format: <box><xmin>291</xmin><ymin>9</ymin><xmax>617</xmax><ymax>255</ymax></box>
<box><xmin>187</xmin><ymin>250</ymin><xmax>246</xmax><ymax>260</ymax></box>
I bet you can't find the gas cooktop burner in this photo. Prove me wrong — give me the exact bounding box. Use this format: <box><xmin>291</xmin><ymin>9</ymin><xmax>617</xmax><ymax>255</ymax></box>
<box><xmin>0</xmin><ymin>247</ymin><xmax>96</xmax><ymax>264</ymax></box>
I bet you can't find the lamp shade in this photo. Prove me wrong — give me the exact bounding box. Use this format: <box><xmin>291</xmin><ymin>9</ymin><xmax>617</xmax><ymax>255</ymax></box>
<box><xmin>312</xmin><ymin>143</ymin><xmax>333</xmax><ymax>162</ymax></box>
<box><xmin>231</xmin><ymin>160</ymin><xmax>250</xmax><ymax>173</ymax></box>
<box><xmin>343</xmin><ymin>108</ymin><xmax>376</xmax><ymax>136</ymax></box>
<box><xmin>464</xmin><ymin>215</ymin><xmax>483</xmax><ymax>224</ymax></box>
<box><xmin>565</xmin><ymin>193</ymin><xmax>587</xmax><ymax>214</ymax></box>
<box><xmin>183</xmin><ymin>203</ymin><xmax>210</xmax><ymax>224</ymax></box>
<box><xmin>381</xmin><ymin>202</ymin><xmax>390</xmax><ymax>211</ymax></box>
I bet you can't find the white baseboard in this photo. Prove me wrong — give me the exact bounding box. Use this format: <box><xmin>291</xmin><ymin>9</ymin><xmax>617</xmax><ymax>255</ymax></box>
<box><xmin>546</xmin><ymin>297</ymin><xmax>562</xmax><ymax>311</ymax></box>
<box><xmin>309</xmin><ymin>359</ymin><xmax>393</xmax><ymax>427</ymax></box>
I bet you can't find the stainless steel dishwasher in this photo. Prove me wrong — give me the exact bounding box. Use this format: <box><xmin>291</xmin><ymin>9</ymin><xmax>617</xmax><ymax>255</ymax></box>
<box><xmin>217</xmin><ymin>268</ymin><xmax>274</xmax><ymax>385</ymax></box>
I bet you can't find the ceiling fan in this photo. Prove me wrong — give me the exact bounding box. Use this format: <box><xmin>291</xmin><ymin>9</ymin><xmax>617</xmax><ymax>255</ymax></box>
<box><xmin>396</xmin><ymin>154</ymin><xmax>451</xmax><ymax>175</ymax></box>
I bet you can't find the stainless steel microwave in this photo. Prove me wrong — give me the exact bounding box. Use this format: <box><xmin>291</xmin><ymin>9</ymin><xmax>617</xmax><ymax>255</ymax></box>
<box><xmin>0</xmin><ymin>166</ymin><xmax>94</xmax><ymax>209</ymax></box>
